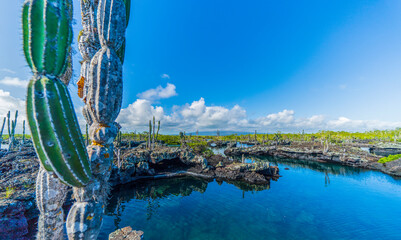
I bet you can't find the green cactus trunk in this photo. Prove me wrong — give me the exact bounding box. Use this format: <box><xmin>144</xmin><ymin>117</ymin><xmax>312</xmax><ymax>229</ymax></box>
<box><xmin>22</xmin><ymin>0</ymin><xmax>92</xmax><ymax>238</ymax></box>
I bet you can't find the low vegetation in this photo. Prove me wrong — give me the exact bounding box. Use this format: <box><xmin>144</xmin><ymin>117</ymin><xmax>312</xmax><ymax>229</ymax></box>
<box><xmin>378</xmin><ymin>154</ymin><xmax>401</xmax><ymax>164</ymax></box>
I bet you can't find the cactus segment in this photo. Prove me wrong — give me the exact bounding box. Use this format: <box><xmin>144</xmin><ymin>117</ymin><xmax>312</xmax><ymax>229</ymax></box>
<box><xmin>66</xmin><ymin>201</ymin><xmax>104</xmax><ymax>240</ymax></box>
<box><xmin>26</xmin><ymin>76</ymin><xmax>91</xmax><ymax>187</ymax></box>
<box><xmin>22</xmin><ymin>0</ymin><xmax>73</xmax><ymax>76</ymax></box>
<box><xmin>97</xmin><ymin>0</ymin><xmax>126</xmax><ymax>49</ymax></box>
<box><xmin>26</xmin><ymin>78</ymin><xmax>53</xmax><ymax>171</ymax></box>
<box><xmin>87</xmin><ymin>47</ymin><xmax>123</xmax><ymax>124</ymax></box>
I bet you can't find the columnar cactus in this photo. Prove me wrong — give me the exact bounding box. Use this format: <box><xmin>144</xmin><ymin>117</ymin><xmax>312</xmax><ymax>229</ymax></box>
<box><xmin>7</xmin><ymin>110</ymin><xmax>18</xmax><ymax>151</ymax></box>
<box><xmin>0</xmin><ymin>117</ymin><xmax>5</xmax><ymax>149</ymax></box>
<box><xmin>22</xmin><ymin>120</ymin><xmax>25</xmax><ymax>145</ymax></box>
<box><xmin>66</xmin><ymin>0</ymin><xmax>130</xmax><ymax>238</ymax></box>
<box><xmin>22</xmin><ymin>0</ymin><xmax>91</xmax><ymax>238</ymax></box>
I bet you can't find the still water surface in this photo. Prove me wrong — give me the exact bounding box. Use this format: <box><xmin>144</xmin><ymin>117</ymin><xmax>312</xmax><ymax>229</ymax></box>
<box><xmin>100</xmin><ymin>157</ymin><xmax>401</xmax><ymax>240</ymax></box>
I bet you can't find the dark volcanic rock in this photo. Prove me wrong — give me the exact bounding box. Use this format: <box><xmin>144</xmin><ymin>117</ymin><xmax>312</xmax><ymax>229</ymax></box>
<box><xmin>0</xmin><ymin>200</ymin><xmax>28</xmax><ymax>240</ymax></box>
<box><xmin>0</xmin><ymin>148</ymin><xmax>39</xmax><ymax>239</ymax></box>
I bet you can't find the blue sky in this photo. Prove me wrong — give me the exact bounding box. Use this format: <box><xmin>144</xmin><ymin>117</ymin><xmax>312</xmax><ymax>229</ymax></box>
<box><xmin>2</xmin><ymin>0</ymin><xmax>401</xmax><ymax>133</ymax></box>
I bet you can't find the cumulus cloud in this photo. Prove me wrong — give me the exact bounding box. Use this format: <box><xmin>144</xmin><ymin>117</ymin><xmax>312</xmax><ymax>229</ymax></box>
<box><xmin>137</xmin><ymin>83</ymin><xmax>177</xmax><ymax>101</ymax></box>
<box><xmin>0</xmin><ymin>77</ymin><xmax>29</xmax><ymax>88</ymax></box>
<box><xmin>117</xmin><ymin>99</ymin><xmax>165</xmax><ymax>130</ymax></box>
<box><xmin>116</xmin><ymin>98</ymin><xmax>401</xmax><ymax>133</ymax></box>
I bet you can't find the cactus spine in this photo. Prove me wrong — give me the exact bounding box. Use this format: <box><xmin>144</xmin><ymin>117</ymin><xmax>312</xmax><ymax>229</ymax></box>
<box><xmin>66</xmin><ymin>0</ymin><xmax>130</xmax><ymax>238</ymax></box>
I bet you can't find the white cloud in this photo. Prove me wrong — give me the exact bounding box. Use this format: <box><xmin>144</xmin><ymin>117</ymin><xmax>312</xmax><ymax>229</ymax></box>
<box><xmin>137</xmin><ymin>83</ymin><xmax>177</xmax><ymax>101</ymax></box>
<box><xmin>161</xmin><ymin>74</ymin><xmax>170</xmax><ymax>79</ymax></box>
<box><xmin>117</xmin><ymin>99</ymin><xmax>165</xmax><ymax>130</ymax></box>
<box><xmin>0</xmin><ymin>76</ymin><xmax>29</xmax><ymax>88</ymax></box>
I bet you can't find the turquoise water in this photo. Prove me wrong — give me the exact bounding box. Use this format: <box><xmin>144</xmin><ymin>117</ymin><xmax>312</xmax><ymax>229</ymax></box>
<box><xmin>100</xmin><ymin>157</ymin><xmax>401</xmax><ymax>240</ymax></box>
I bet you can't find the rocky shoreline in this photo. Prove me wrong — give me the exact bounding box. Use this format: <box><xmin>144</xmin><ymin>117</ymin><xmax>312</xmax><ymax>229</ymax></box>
<box><xmin>224</xmin><ymin>142</ymin><xmax>401</xmax><ymax>177</ymax></box>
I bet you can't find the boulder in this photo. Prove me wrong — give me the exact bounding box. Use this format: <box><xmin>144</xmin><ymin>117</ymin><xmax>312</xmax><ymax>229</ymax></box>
<box><xmin>109</xmin><ymin>226</ymin><xmax>143</xmax><ymax>240</ymax></box>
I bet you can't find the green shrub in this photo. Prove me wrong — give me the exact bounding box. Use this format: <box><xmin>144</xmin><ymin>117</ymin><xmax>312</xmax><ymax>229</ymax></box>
<box><xmin>378</xmin><ymin>154</ymin><xmax>401</xmax><ymax>164</ymax></box>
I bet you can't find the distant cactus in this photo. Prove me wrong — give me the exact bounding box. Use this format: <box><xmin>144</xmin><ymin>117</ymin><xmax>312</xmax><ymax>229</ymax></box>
<box><xmin>7</xmin><ymin>110</ymin><xmax>18</xmax><ymax>151</ymax></box>
<box><xmin>22</xmin><ymin>120</ymin><xmax>25</xmax><ymax>144</ymax></box>
<box><xmin>156</xmin><ymin>120</ymin><xmax>160</xmax><ymax>143</ymax></box>
<box><xmin>0</xmin><ymin>117</ymin><xmax>5</xmax><ymax>149</ymax></box>
<box><xmin>152</xmin><ymin>116</ymin><xmax>156</xmax><ymax>148</ymax></box>
<box><xmin>147</xmin><ymin>117</ymin><xmax>160</xmax><ymax>150</ymax></box>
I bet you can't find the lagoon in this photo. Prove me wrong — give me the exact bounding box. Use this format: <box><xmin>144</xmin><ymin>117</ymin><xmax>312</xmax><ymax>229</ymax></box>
<box><xmin>99</xmin><ymin>157</ymin><xmax>401</xmax><ymax>240</ymax></box>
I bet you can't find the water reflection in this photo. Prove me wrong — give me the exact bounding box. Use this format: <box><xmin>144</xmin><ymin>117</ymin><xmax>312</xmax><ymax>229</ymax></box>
<box><xmin>106</xmin><ymin>176</ymin><xmax>270</xmax><ymax>228</ymax></box>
